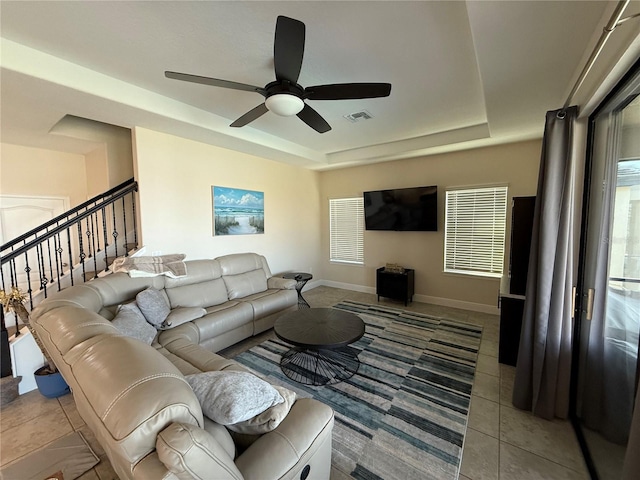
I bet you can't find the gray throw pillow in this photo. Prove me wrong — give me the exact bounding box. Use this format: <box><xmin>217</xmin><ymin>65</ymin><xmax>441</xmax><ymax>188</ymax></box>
<box><xmin>185</xmin><ymin>371</ymin><xmax>283</xmax><ymax>425</ymax></box>
<box><xmin>136</xmin><ymin>287</ymin><xmax>170</xmax><ymax>327</ymax></box>
<box><xmin>112</xmin><ymin>303</ymin><xmax>157</xmax><ymax>345</ymax></box>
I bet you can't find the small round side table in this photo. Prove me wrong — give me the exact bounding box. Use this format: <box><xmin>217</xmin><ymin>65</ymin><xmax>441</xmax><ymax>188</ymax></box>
<box><xmin>282</xmin><ymin>272</ymin><xmax>312</xmax><ymax>308</ymax></box>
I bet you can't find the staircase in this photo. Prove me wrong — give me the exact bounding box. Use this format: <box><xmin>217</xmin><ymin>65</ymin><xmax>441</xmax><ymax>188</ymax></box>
<box><xmin>0</xmin><ymin>178</ymin><xmax>140</xmax><ymax>324</ymax></box>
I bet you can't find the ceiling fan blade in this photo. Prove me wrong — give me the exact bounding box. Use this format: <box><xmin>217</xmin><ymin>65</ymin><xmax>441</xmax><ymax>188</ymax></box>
<box><xmin>297</xmin><ymin>104</ymin><xmax>331</xmax><ymax>133</ymax></box>
<box><xmin>274</xmin><ymin>16</ymin><xmax>305</xmax><ymax>83</ymax></box>
<box><xmin>165</xmin><ymin>71</ymin><xmax>266</xmax><ymax>95</ymax></box>
<box><xmin>230</xmin><ymin>103</ymin><xmax>269</xmax><ymax>128</ymax></box>
<box><xmin>305</xmin><ymin>83</ymin><xmax>392</xmax><ymax>100</ymax></box>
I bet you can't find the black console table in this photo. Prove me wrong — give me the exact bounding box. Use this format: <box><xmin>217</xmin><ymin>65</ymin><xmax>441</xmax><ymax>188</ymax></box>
<box><xmin>376</xmin><ymin>267</ymin><xmax>415</xmax><ymax>306</ymax></box>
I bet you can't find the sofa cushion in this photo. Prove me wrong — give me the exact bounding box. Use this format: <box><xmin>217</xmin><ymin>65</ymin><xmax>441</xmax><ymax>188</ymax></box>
<box><xmin>242</xmin><ymin>289</ymin><xmax>297</xmax><ymax>320</ymax></box>
<box><xmin>197</xmin><ymin>302</ymin><xmax>254</xmax><ymax>339</ymax></box>
<box><xmin>166</xmin><ymin>278</ymin><xmax>229</xmax><ymax>308</ymax></box>
<box><xmin>216</xmin><ymin>253</ymin><xmax>268</xmax><ymax>276</ymax></box>
<box><xmin>136</xmin><ymin>287</ymin><xmax>170</xmax><ymax>327</ymax></box>
<box><xmin>161</xmin><ymin>307</ymin><xmax>207</xmax><ymax>329</ymax></box>
<box><xmin>227</xmin><ymin>385</ymin><xmax>297</xmax><ymax>435</ymax></box>
<box><xmin>185</xmin><ymin>371</ymin><xmax>283</xmax><ymax>425</ymax></box>
<box><xmin>223</xmin><ymin>270</ymin><xmax>268</xmax><ymax>299</ymax></box>
<box><xmin>156</xmin><ymin>423</ymin><xmax>243</xmax><ymax>480</ymax></box>
<box><xmin>112</xmin><ymin>303</ymin><xmax>157</xmax><ymax>345</ymax></box>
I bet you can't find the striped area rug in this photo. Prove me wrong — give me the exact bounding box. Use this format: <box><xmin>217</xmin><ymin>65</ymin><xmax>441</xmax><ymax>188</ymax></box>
<box><xmin>234</xmin><ymin>300</ymin><xmax>483</xmax><ymax>480</ymax></box>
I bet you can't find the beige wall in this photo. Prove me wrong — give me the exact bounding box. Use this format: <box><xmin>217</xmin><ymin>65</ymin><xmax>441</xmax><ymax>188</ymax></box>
<box><xmin>318</xmin><ymin>139</ymin><xmax>542</xmax><ymax>311</ymax></box>
<box><xmin>85</xmin><ymin>145</ymin><xmax>109</xmax><ymax>198</ymax></box>
<box><xmin>0</xmin><ymin>143</ymin><xmax>88</xmax><ymax>207</ymax></box>
<box><xmin>106</xmin><ymin>127</ymin><xmax>134</xmax><ymax>187</ymax></box>
<box><xmin>132</xmin><ymin>127</ymin><xmax>323</xmax><ymax>276</ymax></box>
<box><xmin>49</xmin><ymin>116</ymin><xmax>133</xmax><ymax>192</ymax></box>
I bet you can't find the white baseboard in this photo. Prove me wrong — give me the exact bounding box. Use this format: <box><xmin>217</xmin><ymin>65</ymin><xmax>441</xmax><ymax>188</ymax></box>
<box><xmin>319</xmin><ymin>280</ymin><xmax>376</xmax><ymax>295</ymax></box>
<box><xmin>413</xmin><ymin>294</ymin><xmax>499</xmax><ymax>315</ymax></box>
<box><xmin>310</xmin><ymin>280</ymin><xmax>499</xmax><ymax>315</ymax></box>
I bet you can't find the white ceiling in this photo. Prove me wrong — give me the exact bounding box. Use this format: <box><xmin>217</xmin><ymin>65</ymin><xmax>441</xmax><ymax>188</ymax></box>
<box><xmin>0</xmin><ymin>1</ymin><xmax>621</xmax><ymax>170</ymax></box>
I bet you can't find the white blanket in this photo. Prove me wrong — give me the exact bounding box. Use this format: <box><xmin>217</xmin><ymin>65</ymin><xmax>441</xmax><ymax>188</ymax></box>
<box><xmin>111</xmin><ymin>254</ymin><xmax>187</xmax><ymax>278</ymax></box>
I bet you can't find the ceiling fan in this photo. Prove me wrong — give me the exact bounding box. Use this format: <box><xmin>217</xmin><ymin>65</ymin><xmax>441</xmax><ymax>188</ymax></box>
<box><xmin>165</xmin><ymin>15</ymin><xmax>392</xmax><ymax>133</ymax></box>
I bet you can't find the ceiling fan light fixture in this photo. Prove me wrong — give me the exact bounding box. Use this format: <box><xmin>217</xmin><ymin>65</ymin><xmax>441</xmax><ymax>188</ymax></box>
<box><xmin>265</xmin><ymin>93</ymin><xmax>304</xmax><ymax>116</ymax></box>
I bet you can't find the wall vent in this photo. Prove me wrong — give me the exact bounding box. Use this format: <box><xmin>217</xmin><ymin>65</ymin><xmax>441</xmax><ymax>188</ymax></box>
<box><xmin>344</xmin><ymin>110</ymin><xmax>373</xmax><ymax>123</ymax></box>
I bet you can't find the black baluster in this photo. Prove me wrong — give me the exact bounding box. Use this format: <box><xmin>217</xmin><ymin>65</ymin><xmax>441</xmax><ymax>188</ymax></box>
<box><xmin>46</xmin><ymin>238</ymin><xmax>54</xmax><ymax>284</ymax></box>
<box><xmin>111</xmin><ymin>202</ymin><xmax>119</xmax><ymax>258</ymax></box>
<box><xmin>101</xmin><ymin>207</ymin><xmax>110</xmax><ymax>271</ymax></box>
<box><xmin>66</xmin><ymin>228</ymin><xmax>74</xmax><ymax>287</ymax></box>
<box><xmin>86</xmin><ymin>217</ymin><xmax>93</xmax><ymax>258</ymax></box>
<box><xmin>10</xmin><ymin>253</ymin><xmax>17</xmax><ymax>287</ymax></box>
<box><xmin>89</xmin><ymin>217</ymin><xmax>98</xmax><ymax>279</ymax></box>
<box><xmin>77</xmin><ymin>220</ymin><xmax>87</xmax><ymax>282</ymax></box>
<box><xmin>23</xmin><ymin>252</ymin><xmax>33</xmax><ymax>306</ymax></box>
<box><xmin>0</xmin><ymin>259</ymin><xmax>5</xmax><ymax>292</ymax></box>
<box><xmin>131</xmin><ymin>190</ymin><xmax>138</xmax><ymax>249</ymax></box>
<box><xmin>37</xmin><ymin>243</ymin><xmax>48</xmax><ymax>299</ymax></box>
<box><xmin>53</xmin><ymin>234</ymin><xmax>63</xmax><ymax>289</ymax></box>
<box><xmin>122</xmin><ymin>197</ymin><xmax>129</xmax><ymax>257</ymax></box>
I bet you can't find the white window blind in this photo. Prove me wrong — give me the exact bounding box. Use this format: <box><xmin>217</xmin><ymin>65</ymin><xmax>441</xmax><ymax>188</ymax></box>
<box><xmin>330</xmin><ymin>197</ymin><xmax>364</xmax><ymax>264</ymax></box>
<box><xmin>444</xmin><ymin>186</ymin><xmax>508</xmax><ymax>277</ymax></box>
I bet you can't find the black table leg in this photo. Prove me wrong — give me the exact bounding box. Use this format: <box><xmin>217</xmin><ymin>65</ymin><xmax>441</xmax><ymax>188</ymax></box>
<box><xmin>280</xmin><ymin>346</ymin><xmax>360</xmax><ymax>385</ymax></box>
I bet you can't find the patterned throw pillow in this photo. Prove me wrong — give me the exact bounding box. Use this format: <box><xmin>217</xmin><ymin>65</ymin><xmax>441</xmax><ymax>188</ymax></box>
<box><xmin>111</xmin><ymin>303</ymin><xmax>157</xmax><ymax>345</ymax></box>
<box><xmin>136</xmin><ymin>287</ymin><xmax>170</xmax><ymax>328</ymax></box>
<box><xmin>185</xmin><ymin>371</ymin><xmax>284</xmax><ymax>425</ymax></box>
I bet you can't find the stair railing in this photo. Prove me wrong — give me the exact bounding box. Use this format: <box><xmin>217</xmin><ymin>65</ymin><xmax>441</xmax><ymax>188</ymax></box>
<box><xmin>1</xmin><ymin>178</ymin><xmax>139</xmax><ymax>311</ymax></box>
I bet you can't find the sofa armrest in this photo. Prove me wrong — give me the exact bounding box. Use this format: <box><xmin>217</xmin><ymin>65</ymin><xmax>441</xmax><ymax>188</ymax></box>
<box><xmin>157</xmin><ymin>423</ymin><xmax>243</xmax><ymax>480</ymax></box>
<box><xmin>235</xmin><ymin>398</ymin><xmax>334</xmax><ymax>480</ymax></box>
<box><xmin>267</xmin><ymin>277</ymin><xmax>296</xmax><ymax>290</ymax></box>
<box><xmin>160</xmin><ymin>337</ymin><xmax>241</xmax><ymax>373</ymax></box>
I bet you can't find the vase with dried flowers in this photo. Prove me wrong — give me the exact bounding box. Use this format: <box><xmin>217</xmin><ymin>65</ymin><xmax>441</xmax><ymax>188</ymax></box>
<box><xmin>0</xmin><ymin>287</ymin><xmax>69</xmax><ymax>398</ymax></box>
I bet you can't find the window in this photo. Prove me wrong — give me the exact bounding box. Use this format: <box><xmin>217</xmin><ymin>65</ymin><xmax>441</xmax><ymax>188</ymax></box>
<box><xmin>444</xmin><ymin>186</ymin><xmax>508</xmax><ymax>277</ymax></box>
<box><xmin>329</xmin><ymin>197</ymin><xmax>364</xmax><ymax>264</ymax></box>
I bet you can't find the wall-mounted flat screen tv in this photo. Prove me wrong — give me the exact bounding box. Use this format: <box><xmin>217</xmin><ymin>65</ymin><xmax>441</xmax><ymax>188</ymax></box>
<box><xmin>363</xmin><ymin>186</ymin><xmax>437</xmax><ymax>231</ymax></box>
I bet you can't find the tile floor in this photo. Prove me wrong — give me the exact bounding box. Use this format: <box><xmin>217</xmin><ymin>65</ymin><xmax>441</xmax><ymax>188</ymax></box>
<box><xmin>0</xmin><ymin>286</ymin><xmax>590</xmax><ymax>479</ymax></box>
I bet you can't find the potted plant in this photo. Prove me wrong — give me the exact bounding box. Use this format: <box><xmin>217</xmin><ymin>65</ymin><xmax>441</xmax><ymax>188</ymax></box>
<box><xmin>0</xmin><ymin>287</ymin><xmax>69</xmax><ymax>398</ymax></box>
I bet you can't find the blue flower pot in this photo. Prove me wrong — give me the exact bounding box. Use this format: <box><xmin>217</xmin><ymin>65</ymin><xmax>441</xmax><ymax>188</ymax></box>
<box><xmin>34</xmin><ymin>366</ymin><xmax>70</xmax><ymax>398</ymax></box>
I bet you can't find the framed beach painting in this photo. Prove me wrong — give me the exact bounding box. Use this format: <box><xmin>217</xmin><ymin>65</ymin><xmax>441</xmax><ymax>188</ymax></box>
<box><xmin>212</xmin><ymin>186</ymin><xmax>264</xmax><ymax>235</ymax></box>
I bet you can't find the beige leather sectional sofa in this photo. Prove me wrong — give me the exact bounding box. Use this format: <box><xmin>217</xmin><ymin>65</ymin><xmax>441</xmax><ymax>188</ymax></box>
<box><xmin>30</xmin><ymin>253</ymin><xmax>334</xmax><ymax>480</ymax></box>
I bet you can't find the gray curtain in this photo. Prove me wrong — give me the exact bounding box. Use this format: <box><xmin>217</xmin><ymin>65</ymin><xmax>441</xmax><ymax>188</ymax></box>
<box><xmin>512</xmin><ymin>106</ymin><xmax>578</xmax><ymax>420</ymax></box>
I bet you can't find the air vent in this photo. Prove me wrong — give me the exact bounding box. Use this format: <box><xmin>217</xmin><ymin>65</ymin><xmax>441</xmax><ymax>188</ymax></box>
<box><xmin>344</xmin><ymin>110</ymin><xmax>373</xmax><ymax>123</ymax></box>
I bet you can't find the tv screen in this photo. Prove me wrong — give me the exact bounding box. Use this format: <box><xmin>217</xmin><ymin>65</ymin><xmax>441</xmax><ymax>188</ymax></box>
<box><xmin>363</xmin><ymin>186</ymin><xmax>437</xmax><ymax>231</ymax></box>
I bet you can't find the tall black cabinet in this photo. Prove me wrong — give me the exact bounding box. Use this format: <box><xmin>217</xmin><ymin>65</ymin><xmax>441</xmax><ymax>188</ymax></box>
<box><xmin>499</xmin><ymin>196</ymin><xmax>536</xmax><ymax>366</ymax></box>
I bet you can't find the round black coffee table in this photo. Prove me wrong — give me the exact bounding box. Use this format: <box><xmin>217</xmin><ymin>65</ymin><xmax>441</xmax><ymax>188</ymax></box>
<box><xmin>274</xmin><ymin>308</ymin><xmax>365</xmax><ymax>386</ymax></box>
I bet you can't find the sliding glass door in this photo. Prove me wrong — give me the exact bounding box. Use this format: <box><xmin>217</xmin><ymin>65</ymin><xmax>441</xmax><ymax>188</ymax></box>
<box><xmin>574</xmin><ymin>63</ymin><xmax>640</xmax><ymax>479</ymax></box>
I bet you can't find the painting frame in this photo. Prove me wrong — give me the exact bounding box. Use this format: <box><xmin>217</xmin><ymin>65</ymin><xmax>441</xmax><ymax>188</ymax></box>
<box><xmin>212</xmin><ymin>186</ymin><xmax>264</xmax><ymax>236</ymax></box>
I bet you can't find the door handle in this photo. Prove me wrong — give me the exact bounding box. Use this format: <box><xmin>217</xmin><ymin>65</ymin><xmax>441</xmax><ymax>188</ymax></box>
<box><xmin>586</xmin><ymin>288</ymin><xmax>595</xmax><ymax>321</ymax></box>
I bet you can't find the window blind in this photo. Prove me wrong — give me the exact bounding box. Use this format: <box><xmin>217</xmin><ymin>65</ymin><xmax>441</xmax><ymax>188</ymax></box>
<box><xmin>329</xmin><ymin>197</ymin><xmax>364</xmax><ymax>264</ymax></box>
<box><xmin>444</xmin><ymin>186</ymin><xmax>508</xmax><ymax>277</ymax></box>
